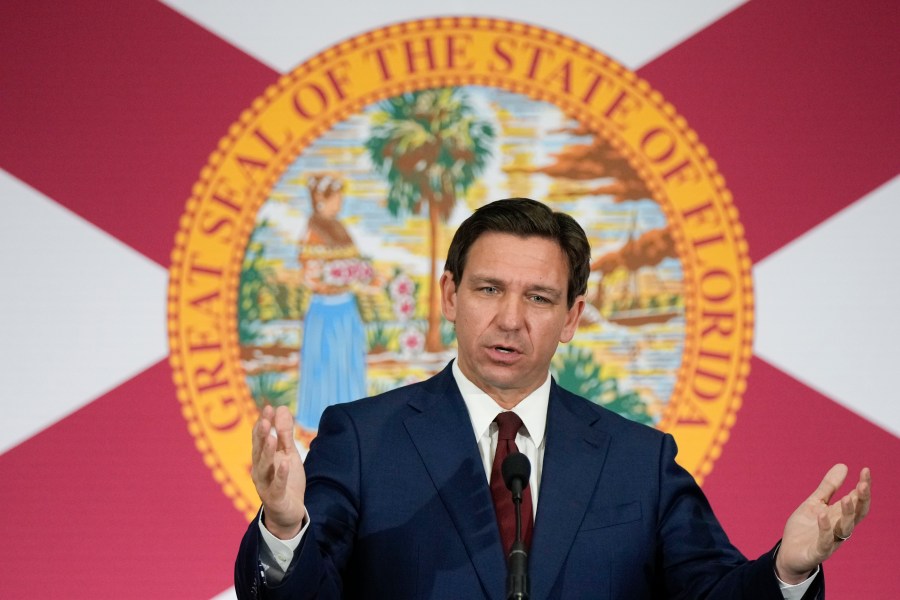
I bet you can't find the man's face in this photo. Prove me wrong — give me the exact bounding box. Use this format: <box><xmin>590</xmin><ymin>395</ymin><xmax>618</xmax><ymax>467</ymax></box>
<box><xmin>441</xmin><ymin>232</ymin><xmax>585</xmax><ymax>408</ymax></box>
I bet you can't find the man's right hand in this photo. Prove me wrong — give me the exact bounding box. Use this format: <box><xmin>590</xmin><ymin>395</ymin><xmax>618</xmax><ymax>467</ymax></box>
<box><xmin>251</xmin><ymin>405</ymin><xmax>307</xmax><ymax>539</ymax></box>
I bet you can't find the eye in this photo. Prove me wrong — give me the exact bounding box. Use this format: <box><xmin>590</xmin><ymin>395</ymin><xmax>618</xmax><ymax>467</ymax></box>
<box><xmin>529</xmin><ymin>295</ymin><xmax>550</xmax><ymax>304</ymax></box>
<box><xmin>480</xmin><ymin>286</ymin><xmax>499</xmax><ymax>295</ymax></box>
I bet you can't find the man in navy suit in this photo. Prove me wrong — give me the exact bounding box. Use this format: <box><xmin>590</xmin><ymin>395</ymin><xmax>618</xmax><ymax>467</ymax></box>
<box><xmin>236</xmin><ymin>198</ymin><xmax>871</xmax><ymax>599</ymax></box>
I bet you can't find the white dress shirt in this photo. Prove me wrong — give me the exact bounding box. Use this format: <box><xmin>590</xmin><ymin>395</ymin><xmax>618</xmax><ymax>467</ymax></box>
<box><xmin>452</xmin><ymin>359</ymin><xmax>547</xmax><ymax>516</ymax></box>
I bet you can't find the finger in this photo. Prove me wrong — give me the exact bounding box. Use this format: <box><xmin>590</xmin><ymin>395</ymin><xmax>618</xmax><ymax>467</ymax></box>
<box><xmin>273</xmin><ymin>405</ymin><xmax>297</xmax><ymax>451</ymax></box>
<box><xmin>253</xmin><ymin>432</ymin><xmax>277</xmax><ymax>491</ymax></box>
<box><xmin>251</xmin><ymin>407</ymin><xmax>274</xmax><ymax>466</ymax></box>
<box><xmin>855</xmin><ymin>467</ymin><xmax>872</xmax><ymax>522</ymax></box>
<box><xmin>808</xmin><ymin>463</ymin><xmax>848</xmax><ymax>504</ymax></box>
<box><xmin>816</xmin><ymin>511</ymin><xmax>834</xmax><ymax>556</ymax></box>
<box><xmin>836</xmin><ymin>494</ymin><xmax>855</xmax><ymax>541</ymax></box>
<box><xmin>272</xmin><ymin>452</ymin><xmax>291</xmax><ymax>492</ymax></box>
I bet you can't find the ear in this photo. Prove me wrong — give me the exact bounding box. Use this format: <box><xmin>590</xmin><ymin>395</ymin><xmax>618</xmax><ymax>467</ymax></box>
<box><xmin>559</xmin><ymin>295</ymin><xmax>586</xmax><ymax>343</ymax></box>
<box><xmin>440</xmin><ymin>271</ymin><xmax>458</xmax><ymax>322</ymax></box>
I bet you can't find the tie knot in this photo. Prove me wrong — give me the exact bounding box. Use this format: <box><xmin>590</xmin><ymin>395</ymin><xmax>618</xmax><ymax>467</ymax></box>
<box><xmin>494</xmin><ymin>411</ymin><xmax>524</xmax><ymax>441</ymax></box>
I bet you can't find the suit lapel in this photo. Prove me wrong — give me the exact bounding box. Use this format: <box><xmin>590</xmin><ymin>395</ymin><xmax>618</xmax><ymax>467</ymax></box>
<box><xmin>530</xmin><ymin>384</ymin><xmax>611</xmax><ymax>599</ymax></box>
<box><xmin>403</xmin><ymin>365</ymin><xmax>506</xmax><ymax>600</ymax></box>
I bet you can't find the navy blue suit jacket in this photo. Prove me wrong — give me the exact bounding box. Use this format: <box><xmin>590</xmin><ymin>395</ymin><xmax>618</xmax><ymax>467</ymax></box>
<box><xmin>236</xmin><ymin>362</ymin><xmax>823</xmax><ymax>599</ymax></box>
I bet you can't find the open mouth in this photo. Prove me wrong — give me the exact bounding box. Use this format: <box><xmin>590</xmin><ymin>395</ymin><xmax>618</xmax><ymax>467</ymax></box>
<box><xmin>493</xmin><ymin>345</ymin><xmax>518</xmax><ymax>354</ymax></box>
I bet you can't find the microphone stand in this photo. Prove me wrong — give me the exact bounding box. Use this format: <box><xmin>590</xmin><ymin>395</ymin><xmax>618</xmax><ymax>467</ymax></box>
<box><xmin>506</xmin><ymin>478</ymin><xmax>529</xmax><ymax>599</ymax></box>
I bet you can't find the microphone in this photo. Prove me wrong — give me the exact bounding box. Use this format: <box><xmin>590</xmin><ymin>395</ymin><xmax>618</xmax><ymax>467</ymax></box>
<box><xmin>502</xmin><ymin>451</ymin><xmax>530</xmax><ymax>502</ymax></box>
<box><xmin>501</xmin><ymin>452</ymin><xmax>531</xmax><ymax>600</ymax></box>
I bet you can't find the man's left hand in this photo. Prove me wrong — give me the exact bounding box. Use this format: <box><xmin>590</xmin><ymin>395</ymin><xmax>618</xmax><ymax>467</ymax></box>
<box><xmin>776</xmin><ymin>464</ymin><xmax>872</xmax><ymax>584</ymax></box>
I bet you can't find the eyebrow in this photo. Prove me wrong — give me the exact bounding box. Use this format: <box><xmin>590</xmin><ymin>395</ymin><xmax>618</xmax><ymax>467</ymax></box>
<box><xmin>468</xmin><ymin>275</ymin><xmax>563</xmax><ymax>301</ymax></box>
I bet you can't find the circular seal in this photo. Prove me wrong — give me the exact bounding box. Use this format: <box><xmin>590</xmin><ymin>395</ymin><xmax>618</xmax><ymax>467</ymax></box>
<box><xmin>168</xmin><ymin>17</ymin><xmax>753</xmax><ymax>520</ymax></box>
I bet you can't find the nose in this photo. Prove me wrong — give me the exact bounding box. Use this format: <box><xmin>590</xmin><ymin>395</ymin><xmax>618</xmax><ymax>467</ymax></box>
<box><xmin>495</xmin><ymin>294</ymin><xmax>524</xmax><ymax>331</ymax></box>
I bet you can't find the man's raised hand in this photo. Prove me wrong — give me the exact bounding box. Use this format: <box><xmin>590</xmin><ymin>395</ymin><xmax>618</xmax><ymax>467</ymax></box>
<box><xmin>251</xmin><ymin>405</ymin><xmax>307</xmax><ymax>539</ymax></box>
<box><xmin>776</xmin><ymin>464</ymin><xmax>872</xmax><ymax>583</ymax></box>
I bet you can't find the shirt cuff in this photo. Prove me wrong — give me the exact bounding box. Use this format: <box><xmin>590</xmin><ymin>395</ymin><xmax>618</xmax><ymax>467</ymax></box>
<box><xmin>776</xmin><ymin>565</ymin><xmax>820</xmax><ymax>600</ymax></box>
<box><xmin>258</xmin><ymin>508</ymin><xmax>309</xmax><ymax>572</ymax></box>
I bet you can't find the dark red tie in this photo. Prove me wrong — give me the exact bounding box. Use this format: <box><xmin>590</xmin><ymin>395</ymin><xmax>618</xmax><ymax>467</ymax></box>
<box><xmin>490</xmin><ymin>411</ymin><xmax>534</xmax><ymax>555</ymax></box>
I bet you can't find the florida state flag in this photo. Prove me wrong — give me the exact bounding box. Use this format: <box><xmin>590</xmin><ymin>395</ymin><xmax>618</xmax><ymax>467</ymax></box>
<box><xmin>2</xmin><ymin>1</ymin><xmax>897</xmax><ymax>597</ymax></box>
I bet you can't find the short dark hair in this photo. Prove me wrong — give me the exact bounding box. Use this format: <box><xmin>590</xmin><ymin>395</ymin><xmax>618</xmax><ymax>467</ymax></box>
<box><xmin>444</xmin><ymin>198</ymin><xmax>590</xmax><ymax>308</ymax></box>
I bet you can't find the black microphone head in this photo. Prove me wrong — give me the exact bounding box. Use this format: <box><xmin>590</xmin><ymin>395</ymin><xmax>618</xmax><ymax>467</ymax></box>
<box><xmin>501</xmin><ymin>452</ymin><xmax>531</xmax><ymax>492</ymax></box>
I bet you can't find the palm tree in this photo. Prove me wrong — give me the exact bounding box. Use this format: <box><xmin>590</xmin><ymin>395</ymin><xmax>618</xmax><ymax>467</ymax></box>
<box><xmin>366</xmin><ymin>88</ymin><xmax>495</xmax><ymax>352</ymax></box>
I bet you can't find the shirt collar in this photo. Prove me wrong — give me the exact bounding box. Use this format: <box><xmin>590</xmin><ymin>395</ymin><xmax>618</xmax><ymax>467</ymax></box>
<box><xmin>451</xmin><ymin>359</ymin><xmax>549</xmax><ymax>447</ymax></box>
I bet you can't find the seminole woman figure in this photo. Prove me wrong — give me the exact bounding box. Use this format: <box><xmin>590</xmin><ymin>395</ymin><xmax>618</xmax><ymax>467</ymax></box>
<box><xmin>295</xmin><ymin>174</ymin><xmax>373</xmax><ymax>441</ymax></box>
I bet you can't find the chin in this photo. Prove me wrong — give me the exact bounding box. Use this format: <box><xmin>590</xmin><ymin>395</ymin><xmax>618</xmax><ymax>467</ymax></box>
<box><xmin>482</xmin><ymin>370</ymin><xmax>524</xmax><ymax>391</ymax></box>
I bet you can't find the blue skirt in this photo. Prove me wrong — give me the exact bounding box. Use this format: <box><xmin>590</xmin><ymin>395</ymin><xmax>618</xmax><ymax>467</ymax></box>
<box><xmin>295</xmin><ymin>293</ymin><xmax>367</xmax><ymax>429</ymax></box>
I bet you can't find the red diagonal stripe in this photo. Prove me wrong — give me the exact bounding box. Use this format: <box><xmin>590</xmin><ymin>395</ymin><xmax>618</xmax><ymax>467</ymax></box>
<box><xmin>0</xmin><ymin>361</ymin><xmax>247</xmax><ymax>599</ymax></box>
<box><xmin>704</xmin><ymin>357</ymin><xmax>898</xmax><ymax>597</ymax></box>
<box><xmin>638</xmin><ymin>0</ymin><xmax>900</xmax><ymax>262</ymax></box>
<box><xmin>0</xmin><ymin>0</ymin><xmax>277</xmax><ymax>267</ymax></box>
